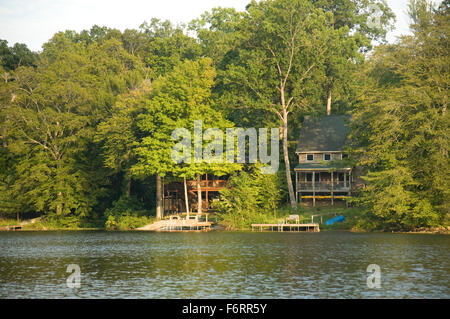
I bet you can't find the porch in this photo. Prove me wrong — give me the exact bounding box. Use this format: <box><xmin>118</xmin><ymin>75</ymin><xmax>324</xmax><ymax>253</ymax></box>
<box><xmin>295</xmin><ymin>165</ymin><xmax>352</xmax><ymax>206</ymax></box>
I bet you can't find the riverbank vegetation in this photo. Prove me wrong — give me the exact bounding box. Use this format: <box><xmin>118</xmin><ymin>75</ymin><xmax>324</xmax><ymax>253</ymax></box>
<box><xmin>0</xmin><ymin>0</ymin><xmax>448</xmax><ymax>232</ymax></box>
<box><xmin>214</xmin><ymin>163</ymin><xmax>285</xmax><ymax>229</ymax></box>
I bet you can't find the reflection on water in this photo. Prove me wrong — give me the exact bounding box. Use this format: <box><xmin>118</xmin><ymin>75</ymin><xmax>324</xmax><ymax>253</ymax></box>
<box><xmin>0</xmin><ymin>231</ymin><xmax>448</xmax><ymax>298</ymax></box>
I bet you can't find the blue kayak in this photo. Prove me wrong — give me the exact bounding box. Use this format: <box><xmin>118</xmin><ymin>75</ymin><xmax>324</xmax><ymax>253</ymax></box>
<box><xmin>325</xmin><ymin>215</ymin><xmax>345</xmax><ymax>225</ymax></box>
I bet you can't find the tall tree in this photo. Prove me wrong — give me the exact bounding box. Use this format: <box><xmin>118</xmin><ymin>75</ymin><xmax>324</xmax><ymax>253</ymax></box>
<box><xmin>0</xmin><ymin>40</ymin><xmax>37</xmax><ymax>71</ymax></box>
<box><xmin>350</xmin><ymin>0</ymin><xmax>449</xmax><ymax>230</ymax></box>
<box><xmin>220</xmin><ymin>0</ymin><xmax>336</xmax><ymax>207</ymax></box>
<box><xmin>132</xmin><ymin>58</ymin><xmax>239</xmax><ymax>218</ymax></box>
<box><xmin>311</xmin><ymin>0</ymin><xmax>395</xmax><ymax>115</ymax></box>
<box><xmin>95</xmin><ymin>80</ymin><xmax>149</xmax><ymax>198</ymax></box>
<box><xmin>1</xmin><ymin>34</ymin><xmax>141</xmax><ymax>220</ymax></box>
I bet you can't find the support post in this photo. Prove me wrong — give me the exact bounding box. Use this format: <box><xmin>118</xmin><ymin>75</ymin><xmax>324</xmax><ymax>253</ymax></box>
<box><xmin>184</xmin><ymin>177</ymin><xmax>189</xmax><ymax>219</ymax></box>
<box><xmin>344</xmin><ymin>171</ymin><xmax>347</xmax><ymax>188</ymax></box>
<box><xmin>206</xmin><ymin>174</ymin><xmax>209</xmax><ymax>210</ymax></box>
<box><xmin>197</xmin><ymin>174</ymin><xmax>202</xmax><ymax>215</ymax></box>
<box><xmin>312</xmin><ymin>171</ymin><xmax>316</xmax><ymax>207</ymax></box>
<box><xmin>331</xmin><ymin>171</ymin><xmax>334</xmax><ymax>206</ymax></box>
<box><xmin>156</xmin><ymin>174</ymin><xmax>162</xmax><ymax>220</ymax></box>
<box><xmin>162</xmin><ymin>177</ymin><xmax>165</xmax><ymax>215</ymax></box>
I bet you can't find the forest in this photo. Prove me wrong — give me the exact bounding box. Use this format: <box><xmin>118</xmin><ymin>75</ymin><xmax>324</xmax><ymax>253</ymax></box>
<box><xmin>0</xmin><ymin>0</ymin><xmax>448</xmax><ymax>232</ymax></box>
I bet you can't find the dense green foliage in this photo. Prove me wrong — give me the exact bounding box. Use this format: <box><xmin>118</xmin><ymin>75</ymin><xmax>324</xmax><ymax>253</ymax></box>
<box><xmin>104</xmin><ymin>196</ymin><xmax>155</xmax><ymax>230</ymax></box>
<box><xmin>214</xmin><ymin>163</ymin><xmax>285</xmax><ymax>229</ymax></box>
<box><xmin>350</xmin><ymin>0</ymin><xmax>449</xmax><ymax>231</ymax></box>
<box><xmin>0</xmin><ymin>0</ymin><xmax>447</xmax><ymax>231</ymax></box>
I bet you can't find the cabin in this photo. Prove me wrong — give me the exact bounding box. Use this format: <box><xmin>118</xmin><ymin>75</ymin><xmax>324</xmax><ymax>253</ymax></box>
<box><xmin>163</xmin><ymin>174</ymin><xmax>228</xmax><ymax>214</ymax></box>
<box><xmin>294</xmin><ymin>115</ymin><xmax>352</xmax><ymax>206</ymax></box>
<box><xmin>163</xmin><ymin>114</ymin><xmax>353</xmax><ymax>213</ymax></box>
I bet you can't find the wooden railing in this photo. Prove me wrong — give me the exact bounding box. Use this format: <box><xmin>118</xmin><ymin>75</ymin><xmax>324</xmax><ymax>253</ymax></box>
<box><xmin>186</xmin><ymin>180</ymin><xmax>227</xmax><ymax>189</ymax></box>
<box><xmin>298</xmin><ymin>181</ymin><xmax>350</xmax><ymax>191</ymax></box>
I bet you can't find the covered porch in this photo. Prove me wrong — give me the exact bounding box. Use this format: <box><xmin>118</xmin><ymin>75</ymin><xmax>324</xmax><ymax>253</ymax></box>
<box><xmin>295</xmin><ymin>164</ymin><xmax>352</xmax><ymax>206</ymax></box>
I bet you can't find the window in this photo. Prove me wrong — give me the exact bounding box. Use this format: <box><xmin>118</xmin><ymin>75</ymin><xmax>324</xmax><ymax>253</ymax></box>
<box><xmin>341</xmin><ymin>153</ymin><xmax>348</xmax><ymax>159</ymax></box>
<box><xmin>306</xmin><ymin>154</ymin><xmax>314</xmax><ymax>161</ymax></box>
<box><xmin>324</xmin><ymin>154</ymin><xmax>331</xmax><ymax>161</ymax></box>
<box><xmin>306</xmin><ymin>173</ymin><xmax>312</xmax><ymax>182</ymax></box>
<box><xmin>338</xmin><ymin>173</ymin><xmax>344</xmax><ymax>182</ymax></box>
<box><xmin>315</xmin><ymin>173</ymin><xmax>320</xmax><ymax>182</ymax></box>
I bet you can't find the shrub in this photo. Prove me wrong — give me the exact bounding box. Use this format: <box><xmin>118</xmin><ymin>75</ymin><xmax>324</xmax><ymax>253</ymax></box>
<box><xmin>104</xmin><ymin>196</ymin><xmax>154</xmax><ymax>230</ymax></box>
<box><xmin>214</xmin><ymin>163</ymin><xmax>284</xmax><ymax>230</ymax></box>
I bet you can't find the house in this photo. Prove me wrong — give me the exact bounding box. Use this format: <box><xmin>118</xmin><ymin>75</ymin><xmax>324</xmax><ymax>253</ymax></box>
<box><xmin>163</xmin><ymin>114</ymin><xmax>353</xmax><ymax>213</ymax></box>
<box><xmin>294</xmin><ymin>115</ymin><xmax>352</xmax><ymax>206</ymax></box>
<box><xmin>163</xmin><ymin>174</ymin><xmax>228</xmax><ymax>214</ymax></box>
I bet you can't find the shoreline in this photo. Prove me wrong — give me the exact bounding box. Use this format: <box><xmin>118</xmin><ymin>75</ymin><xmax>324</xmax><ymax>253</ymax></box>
<box><xmin>1</xmin><ymin>226</ymin><xmax>449</xmax><ymax>234</ymax></box>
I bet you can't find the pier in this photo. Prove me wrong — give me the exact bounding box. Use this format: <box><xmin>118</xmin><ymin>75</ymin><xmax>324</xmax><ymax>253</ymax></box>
<box><xmin>137</xmin><ymin>214</ymin><xmax>213</xmax><ymax>232</ymax></box>
<box><xmin>251</xmin><ymin>223</ymin><xmax>320</xmax><ymax>232</ymax></box>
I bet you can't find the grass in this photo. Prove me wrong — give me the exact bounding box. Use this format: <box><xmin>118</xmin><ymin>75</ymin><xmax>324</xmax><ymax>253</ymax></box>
<box><xmin>272</xmin><ymin>204</ymin><xmax>363</xmax><ymax>230</ymax></box>
<box><xmin>0</xmin><ymin>218</ymin><xmax>19</xmax><ymax>227</ymax></box>
<box><xmin>2</xmin><ymin>206</ymin><xmax>363</xmax><ymax>231</ymax></box>
<box><xmin>105</xmin><ymin>214</ymin><xmax>156</xmax><ymax>230</ymax></box>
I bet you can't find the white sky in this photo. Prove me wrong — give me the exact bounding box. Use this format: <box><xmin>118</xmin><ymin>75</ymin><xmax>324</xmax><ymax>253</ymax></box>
<box><xmin>0</xmin><ymin>0</ymin><xmax>443</xmax><ymax>51</ymax></box>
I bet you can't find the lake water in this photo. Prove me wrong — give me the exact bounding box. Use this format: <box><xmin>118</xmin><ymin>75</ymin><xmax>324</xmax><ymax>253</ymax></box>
<box><xmin>0</xmin><ymin>231</ymin><xmax>448</xmax><ymax>298</ymax></box>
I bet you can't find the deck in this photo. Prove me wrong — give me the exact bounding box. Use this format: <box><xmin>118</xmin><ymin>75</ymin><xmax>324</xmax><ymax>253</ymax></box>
<box><xmin>162</xmin><ymin>219</ymin><xmax>213</xmax><ymax>231</ymax></box>
<box><xmin>137</xmin><ymin>215</ymin><xmax>213</xmax><ymax>232</ymax></box>
<box><xmin>297</xmin><ymin>182</ymin><xmax>350</xmax><ymax>191</ymax></box>
<box><xmin>251</xmin><ymin>223</ymin><xmax>320</xmax><ymax>232</ymax></box>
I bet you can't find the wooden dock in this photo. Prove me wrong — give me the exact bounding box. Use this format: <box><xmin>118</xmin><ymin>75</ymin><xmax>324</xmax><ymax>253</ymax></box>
<box><xmin>251</xmin><ymin>223</ymin><xmax>320</xmax><ymax>232</ymax></box>
<box><xmin>137</xmin><ymin>214</ymin><xmax>213</xmax><ymax>232</ymax></box>
<box><xmin>162</xmin><ymin>220</ymin><xmax>213</xmax><ymax>232</ymax></box>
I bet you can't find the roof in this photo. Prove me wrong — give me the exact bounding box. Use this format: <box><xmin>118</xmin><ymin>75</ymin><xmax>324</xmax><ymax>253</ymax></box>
<box><xmin>296</xmin><ymin>115</ymin><xmax>351</xmax><ymax>153</ymax></box>
<box><xmin>295</xmin><ymin>163</ymin><xmax>351</xmax><ymax>171</ymax></box>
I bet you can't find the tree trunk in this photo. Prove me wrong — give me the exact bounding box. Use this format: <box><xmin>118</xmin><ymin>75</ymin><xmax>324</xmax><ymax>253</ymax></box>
<box><xmin>125</xmin><ymin>174</ymin><xmax>131</xmax><ymax>197</ymax></box>
<box><xmin>282</xmin><ymin>110</ymin><xmax>296</xmax><ymax>208</ymax></box>
<box><xmin>184</xmin><ymin>177</ymin><xmax>189</xmax><ymax>218</ymax></box>
<box><xmin>156</xmin><ymin>174</ymin><xmax>162</xmax><ymax>220</ymax></box>
<box><xmin>161</xmin><ymin>177</ymin><xmax>166</xmax><ymax>216</ymax></box>
<box><xmin>196</xmin><ymin>174</ymin><xmax>202</xmax><ymax>215</ymax></box>
<box><xmin>327</xmin><ymin>88</ymin><xmax>332</xmax><ymax>116</ymax></box>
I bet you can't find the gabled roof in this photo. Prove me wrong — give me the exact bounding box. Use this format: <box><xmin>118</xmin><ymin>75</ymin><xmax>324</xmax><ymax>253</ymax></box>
<box><xmin>296</xmin><ymin>115</ymin><xmax>351</xmax><ymax>153</ymax></box>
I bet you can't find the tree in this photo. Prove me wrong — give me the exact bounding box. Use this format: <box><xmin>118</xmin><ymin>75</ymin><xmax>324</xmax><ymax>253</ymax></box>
<box><xmin>0</xmin><ymin>40</ymin><xmax>37</xmax><ymax>71</ymax></box>
<box><xmin>215</xmin><ymin>163</ymin><xmax>284</xmax><ymax>230</ymax></box>
<box><xmin>1</xmin><ymin>34</ymin><xmax>142</xmax><ymax>221</ymax></box>
<box><xmin>95</xmin><ymin>80</ymin><xmax>150</xmax><ymax>198</ymax></box>
<box><xmin>220</xmin><ymin>0</ymin><xmax>338</xmax><ymax>208</ymax></box>
<box><xmin>138</xmin><ymin>18</ymin><xmax>202</xmax><ymax>78</ymax></box>
<box><xmin>189</xmin><ymin>7</ymin><xmax>244</xmax><ymax>66</ymax></box>
<box><xmin>311</xmin><ymin>0</ymin><xmax>395</xmax><ymax>44</ymax></box>
<box><xmin>350</xmin><ymin>0</ymin><xmax>449</xmax><ymax>230</ymax></box>
<box><xmin>132</xmin><ymin>58</ymin><xmax>239</xmax><ymax>218</ymax></box>
<box><xmin>311</xmin><ymin>0</ymin><xmax>395</xmax><ymax>115</ymax></box>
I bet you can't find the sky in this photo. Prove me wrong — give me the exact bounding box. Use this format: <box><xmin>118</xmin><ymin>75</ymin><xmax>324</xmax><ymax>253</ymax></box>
<box><xmin>0</xmin><ymin>0</ymin><xmax>443</xmax><ymax>52</ymax></box>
